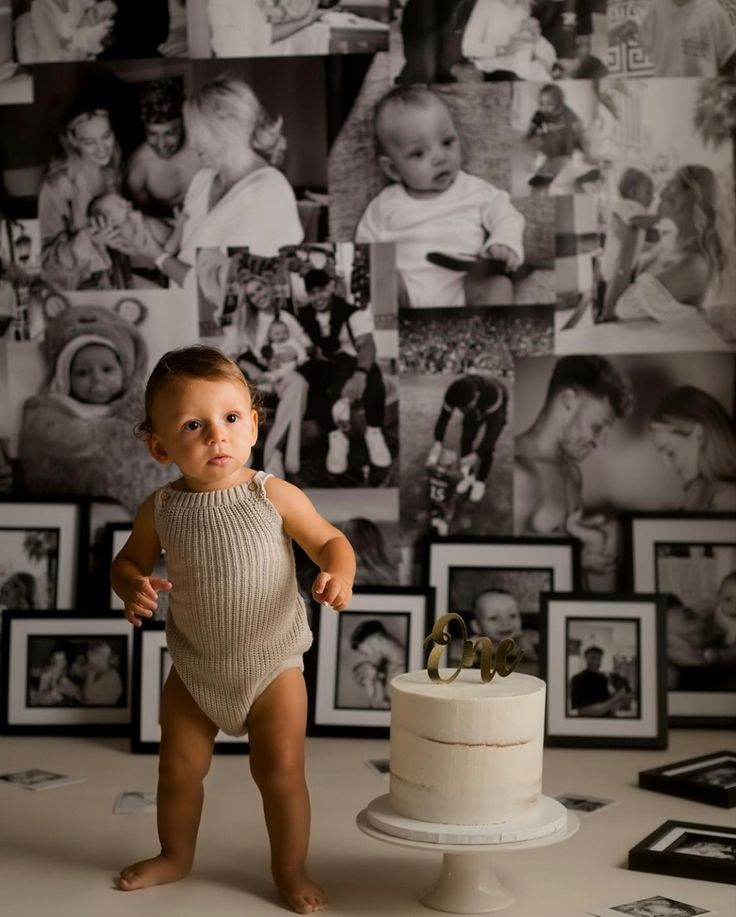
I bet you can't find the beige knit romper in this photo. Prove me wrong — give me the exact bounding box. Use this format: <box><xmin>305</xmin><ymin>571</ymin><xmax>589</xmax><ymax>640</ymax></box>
<box><xmin>154</xmin><ymin>470</ymin><xmax>313</xmax><ymax>736</ymax></box>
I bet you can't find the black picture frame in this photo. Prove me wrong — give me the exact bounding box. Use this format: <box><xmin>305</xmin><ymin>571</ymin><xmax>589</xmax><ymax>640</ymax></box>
<box><xmin>307</xmin><ymin>586</ymin><xmax>434</xmax><ymax>738</ymax></box>
<box><xmin>0</xmin><ymin>496</ymin><xmax>87</xmax><ymax>610</ymax></box>
<box><xmin>539</xmin><ymin>592</ymin><xmax>668</xmax><ymax>749</ymax></box>
<box><xmin>639</xmin><ymin>751</ymin><xmax>736</xmax><ymax>808</ymax></box>
<box><xmin>426</xmin><ymin>536</ymin><xmax>580</xmax><ymax>676</ymax></box>
<box><xmin>1</xmin><ymin>609</ymin><xmax>132</xmax><ymax>736</ymax></box>
<box><xmin>629</xmin><ymin>820</ymin><xmax>736</xmax><ymax>886</ymax></box>
<box><xmin>131</xmin><ymin>621</ymin><xmax>248</xmax><ymax>754</ymax></box>
<box><xmin>622</xmin><ymin>512</ymin><xmax>736</xmax><ymax>728</ymax></box>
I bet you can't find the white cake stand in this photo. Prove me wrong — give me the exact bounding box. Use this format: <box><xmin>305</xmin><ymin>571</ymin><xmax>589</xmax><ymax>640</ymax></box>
<box><xmin>356</xmin><ymin>795</ymin><xmax>580</xmax><ymax>914</ymax></box>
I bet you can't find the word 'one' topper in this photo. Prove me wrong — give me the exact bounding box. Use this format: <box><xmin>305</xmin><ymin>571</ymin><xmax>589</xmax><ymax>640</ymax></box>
<box><xmin>423</xmin><ymin>613</ymin><xmax>524</xmax><ymax>684</ymax></box>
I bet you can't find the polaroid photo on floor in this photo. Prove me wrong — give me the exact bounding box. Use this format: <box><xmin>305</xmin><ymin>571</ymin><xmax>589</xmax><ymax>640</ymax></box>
<box><xmin>113</xmin><ymin>791</ymin><xmax>157</xmax><ymax>814</ymax></box>
<box><xmin>554</xmin><ymin>792</ymin><xmax>618</xmax><ymax>817</ymax></box>
<box><xmin>590</xmin><ymin>893</ymin><xmax>716</xmax><ymax>917</ymax></box>
<box><xmin>364</xmin><ymin>758</ymin><xmax>390</xmax><ymax>779</ymax></box>
<box><xmin>0</xmin><ymin>768</ymin><xmax>84</xmax><ymax>791</ymax></box>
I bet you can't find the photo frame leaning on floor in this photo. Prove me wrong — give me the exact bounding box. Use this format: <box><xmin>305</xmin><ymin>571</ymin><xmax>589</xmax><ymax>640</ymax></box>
<box><xmin>628</xmin><ymin>820</ymin><xmax>736</xmax><ymax>886</ymax></box>
<box><xmin>0</xmin><ymin>496</ymin><xmax>86</xmax><ymax>610</ymax></box>
<box><xmin>639</xmin><ymin>751</ymin><xmax>736</xmax><ymax>808</ymax></box>
<box><xmin>427</xmin><ymin>536</ymin><xmax>580</xmax><ymax>676</ymax></box>
<box><xmin>308</xmin><ymin>586</ymin><xmax>433</xmax><ymax>737</ymax></box>
<box><xmin>623</xmin><ymin>512</ymin><xmax>736</xmax><ymax>727</ymax></box>
<box><xmin>540</xmin><ymin>593</ymin><xmax>667</xmax><ymax>749</ymax></box>
<box><xmin>131</xmin><ymin>621</ymin><xmax>248</xmax><ymax>754</ymax></box>
<box><xmin>0</xmin><ymin>610</ymin><xmax>131</xmax><ymax>735</ymax></box>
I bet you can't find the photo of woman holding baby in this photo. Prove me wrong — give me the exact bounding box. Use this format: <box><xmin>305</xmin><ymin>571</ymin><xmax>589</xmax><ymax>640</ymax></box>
<box><xmin>38</xmin><ymin>91</ymin><xmax>132</xmax><ymax>291</ymax></box>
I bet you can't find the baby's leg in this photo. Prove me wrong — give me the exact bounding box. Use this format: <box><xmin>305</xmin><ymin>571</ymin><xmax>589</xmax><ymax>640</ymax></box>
<box><xmin>247</xmin><ymin>668</ymin><xmax>326</xmax><ymax>914</ymax></box>
<box><xmin>117</xmin><ymin>667</ymin><xmax>217</xmax><ymax>891</ymax></box>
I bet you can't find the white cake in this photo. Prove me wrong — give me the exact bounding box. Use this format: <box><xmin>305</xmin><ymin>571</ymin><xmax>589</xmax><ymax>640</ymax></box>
<box><xmin>389</xmin><ymin>669</ymin><xmax>546</xmax><ymax>826</ymax></box>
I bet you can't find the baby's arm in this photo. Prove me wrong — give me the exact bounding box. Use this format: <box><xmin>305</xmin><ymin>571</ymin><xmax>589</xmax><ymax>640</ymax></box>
<box><xmin>265</xmin><ymin>477</ymin><xmax>355</xmax><ymax>610</ymax></box>
<box><xmin>481</xmin><ymin>188</ymin><xmax>525</xmax><ymax>270</ymax></box>
<box><xmin>111</xmin><ymin>493</ymin><xmax>172</xmax><ymax>627</ymax></box>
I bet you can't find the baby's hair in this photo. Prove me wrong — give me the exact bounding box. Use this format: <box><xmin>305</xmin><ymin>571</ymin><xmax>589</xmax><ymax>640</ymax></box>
<box><xmin>136</xmin><ymin>344</ymin><xmax>264</xmax><ymax>439</ymax></box>
<box><xmin>618</xmin><ymin>167</ymin><xmax>653</xmax><ymax>200</ymax></box>
<box><xmin>350</xmin><ymin>618</ymin><xmax>390</xmax><ymax>650</ymax></box>
<box><xmin>718</xmin><ymin>570</ymin><xmax>736</xmax><ymax>592</ymax></box>
<box><xmin>373</xmin><ymin>85</ymin><xmax>448</xmax><ymax>154</ymax></box>
<box><xmin>539</xmin><ymin>83</ymin><xmax>564</xmax><ymax>108</ymax></box>
<box><xmin>472</xmin><ymin>587</ymin><xmax>513</xmax><ymax>611</ymax></box>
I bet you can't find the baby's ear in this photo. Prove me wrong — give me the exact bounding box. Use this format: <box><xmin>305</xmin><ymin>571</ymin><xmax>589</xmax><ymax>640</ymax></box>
<box><xmin>378</xmin><ymin>154</ymin><xmax>401</xmax><ymax>184</ymax></box>
<box><xmin>146</xmin><ymin>434</ymin><xmax>171</xmax><ymax>465</ymax></box>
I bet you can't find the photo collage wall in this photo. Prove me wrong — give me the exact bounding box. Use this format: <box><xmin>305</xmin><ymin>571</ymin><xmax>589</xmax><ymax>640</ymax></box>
<box><xmin>0</xmin><ymin>1</ymin><xmax>735</xmax><ymax>738</ymax></box>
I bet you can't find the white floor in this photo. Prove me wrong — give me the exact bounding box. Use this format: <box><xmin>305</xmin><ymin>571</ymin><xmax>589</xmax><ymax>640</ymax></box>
<box><xmin>1</xmin><ymin>731</ymin><xmax>733</xmax><ymax>917</ymax></box>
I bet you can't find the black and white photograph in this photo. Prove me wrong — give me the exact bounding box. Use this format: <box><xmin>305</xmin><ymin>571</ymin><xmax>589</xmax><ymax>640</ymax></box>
<box><xmin>0</xmin><ymin>610</ymin><xmax>132</xmax><ymax>733</ymax></box>
<box><xmin>565</xmin><ymin>615</ymin><xmax>641</xmax><ymax>719</ymax></box>
<box><xmin>0</xmin><ymin>767</ymin><xmax>84</xmax><ymax>789</ymax></box>
<box><xmin>364</xmin><ymin>756</ymin><xmax>390</xmax><ymax>778</ymax></box>
<box><xmin>388</xmin><ymin>0</ymin><xmax>608</xmax><ymax>85</ymax></box>
<box><xmin>427</xmin><ymin>537</ymin><xmax>579</xmax><ymax>669</ymax></box>
<box><xmin>11</xmin><ymin>0</ymin><xmax>187</xmax><ymax>64</ymax></box>
<box><xmin>0</xmin><ymin>498</ymin><xmax>82</xmax><ymax>608</ymax></box>
<box><xmin>309</xmin><ymin>586</ymin><xmax>432</xmax><ymax>736</ymax></box>
<box><xmin>540</xmin><ymin>593</ymin><xmax>667</xmax><ymax>747</ymax></box>
<box><xmin>514</xmin><ymin>353</ymin><xmax>736</xmax><ymax>594</ymax></box>
<box><xmin>329</xmin><ymin>66</ymin><xmax>559</xmax><ymax>307</ymax></box>
<box><xmin>607</xmin><ymin>0</ymin><xmax>736</xmax><ymax>78</ymax></box>
<box><xmin>399</xmin><ymin>306</ymin><xmax>552</xmax><ymax>548</ymax></box>
<box><xmin>196</xmin><ymin>241</ymin><xmax>399</xmax><ymax>488</ymax></box>
<box><xmin>639</xmin><ymin>751</ymin><xmax>736</xmax><ymax>808</ymax></box>
<box><xmin>595</xmin><ymin>893</ymin><xmax>714</xmax><ymax>917</ymax></box>
<box><xmin>554</xmin><ymin>78</ymin><xmax>736</xmax><ymax>354</ymax></box>
<box><xmin>625</xmin><ymin>513</ymin><xmax>736</xmax><ymax>724</ymax></box>
<box><xmin>0</xmin><ymin>4</ymin><xmax>31</xmax><ymax>103</ymax></box>
<box><xmin>186</xmin><ymin>0</ymin><xmax>390</xmax><ymax>59</ymax></box>
<box><xmin>553</xmin><ymin>791</ymin><xmax>617</xmax><ymax>815</ymax></box>
<box><xmin>629</xmin><ymin>820</ymin><xmax>736</xmax><ymax>887</ymax></box>
<box><xmin>113</xmin><ymin>790</ymin><xmax>156</xmax><ymax>813</ymax></box>
<box><xmin>0</xmin><ymin>218</ymin><xmax>41</xmax><ymax>342</ymax></box>
<box><xmin>131</xmin><ymin>621</ymin><xmax>249</xmax><ymax>753</ymax></box>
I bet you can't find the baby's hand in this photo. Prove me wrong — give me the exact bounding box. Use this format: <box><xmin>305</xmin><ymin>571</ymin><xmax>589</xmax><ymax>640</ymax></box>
<box><xmin>122</xmin><ymin>575</ymin><xmax>172</xmax><ymax>627</ymax></box>
<box><xmin>487</xmin><ymin>244</ymin><xmax>521</xmax><ymax>273</ymax></box>
<box><xmin>312</xmin><ymin>571</ymin><xmax>352</xmax><ymax>611</ymax></box>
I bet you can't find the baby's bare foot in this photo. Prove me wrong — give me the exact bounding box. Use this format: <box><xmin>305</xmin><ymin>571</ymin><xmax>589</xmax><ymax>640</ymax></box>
<box><xmin>275</xmin><ymin>872</ymin><xmax>328</xmax><ymax>914</ymax></box>
<box><xmin>116</xmin><ymin>854</ymin><xmax>191</xmax><ymax>891</ymax></box>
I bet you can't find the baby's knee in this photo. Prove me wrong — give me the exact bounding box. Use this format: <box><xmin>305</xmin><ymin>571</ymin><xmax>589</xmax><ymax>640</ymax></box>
<box><xmin>250</xmin><ymin>747</ymin><xmax>304</xmax><ymax>789</ymax></box>
<box><xmin>159</xmin><ymin>745</ymin><xmax>212</xmax><ymax>785</ymax></box>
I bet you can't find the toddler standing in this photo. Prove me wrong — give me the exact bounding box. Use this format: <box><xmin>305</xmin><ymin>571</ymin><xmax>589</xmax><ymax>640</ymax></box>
<box><xmin>356</xmin><ymin>86</ymin><xmax>525</xmax><ymax>307</ymax></box>
<box><xmin>111</xmin><ymin>345</ymin><xmax>355</xmax><ymax>913</ymax></box>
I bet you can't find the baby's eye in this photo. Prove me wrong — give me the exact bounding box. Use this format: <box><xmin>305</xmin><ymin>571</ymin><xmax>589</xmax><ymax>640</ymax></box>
<box><xmin>182</xmin><ymin>420</ymin><xmax>201</xmax><ymax>432</ymax></box>
<box><xmin>225</xmin><ymin>413</ymin><xmax>239</xmax><ymax>424</ymax></box>
<box><xmin>409</xmin><ymin>149</ymin><xmax>424</xmax><ymax>159</ymax></box>
<box><xmin>442</xmin><ymin>136</ymin><xmax>456</xmax><ymax>147</ymax></box>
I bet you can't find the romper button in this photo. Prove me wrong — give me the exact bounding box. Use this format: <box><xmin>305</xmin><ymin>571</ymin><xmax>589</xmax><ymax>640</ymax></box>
<box><xmin>161</xmin><ymin>490</ymin><xmax>170</xmax><ymax>503</ymax></box>
<box><xmin>248</xmin><ymin>480</ymin><xmax>258</xmax><ymax>492</ymax></box>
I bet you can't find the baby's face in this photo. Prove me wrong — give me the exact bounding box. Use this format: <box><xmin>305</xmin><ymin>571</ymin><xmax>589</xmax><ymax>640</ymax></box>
<box><xmin>473</xmin><ymin>593</ymin><xmax>522</xmax><ymax>642</ymax></box>
<box><xmin>269</xmin><ymin>323</ymin><xmax>290</xmax><ymax>344</ymax></box>
<box><xmin>378</xmin><ymin>98</ymin><xmax>461</xmax><ymax>198</ymax></box>
<box><xmin>98</xmin><ymin>194</ymin><xmax>132</xmax><ymax>228</ymax></box>
<box><xmin>538</xmin><ymin>91</ymin><xmax>562</xmax><ymax>117</ymax></box>
<box><xmin>718</xmin><ymin>577</ymin><xmax>736</xmax><ymax>619</ymax></box>
<box><xmin>69</xmin><ymin>343</ymin><xmax>124</xmax><ymax>404</ymax></box>
<box><xmin>632</xmin><ymin>179</ymin><xmax>654</xmax><ymax>209</ymax></box>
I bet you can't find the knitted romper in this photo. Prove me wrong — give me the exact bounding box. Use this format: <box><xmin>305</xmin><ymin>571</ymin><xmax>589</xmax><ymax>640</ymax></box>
<box><xmin>154</xmin><ymin>471</ymin><xmax>313</xmax><ymax>736</ymax></box>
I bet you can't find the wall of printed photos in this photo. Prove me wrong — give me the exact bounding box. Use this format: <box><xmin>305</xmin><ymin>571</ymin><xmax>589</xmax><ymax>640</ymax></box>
<box><xmin>0</xmin><ymin>0</ymin><xmax>734</xmax><ymax>737</ymax></box>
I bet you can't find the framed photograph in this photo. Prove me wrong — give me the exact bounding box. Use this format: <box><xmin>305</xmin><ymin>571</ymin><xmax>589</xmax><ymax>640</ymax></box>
<box><xmin>624</xmin><ymin>513</ymin><xmax>736</xmax><ymax>727</ymax></box>
<box><xmin>104</xmin><ymin>524</ymin><xmax>169</xmax><ymax>621</ymax></box>
<box><xmin>540</xmin><ymin>593</ymin><xmax>667</xmax><ymax>749</ymax></box>
<box><xmin>131</xmin><ymin>622</ymin><xmax>248</xmax><ymax>754</ymax></box>
<box><xmin>0</xmin><ymin>611</ymin><xmax>131</xmax><ymax>735</ymax></box>
<box><xmin>639</xmin><ymin>751</ymin><xmax>736</xmax><ymax>808</ymax></box>
<box><xmin>629</xmin><ymin>820</ymin><xmax>736</xmax><ymax>886</ymax></box>
<box><xmin>308</xmin><ymin>586</ymin><xmax>433</xmax><ymax>737</ymax></box>
<box><xmin>0</xmin><ymin>498</ymin><xmax>85</xmax><ymax>610</ymax></box>
<box><xmin>427</xmin><ymin>537</ymin><xmax>580</xmax><ymax>676</ymax></box>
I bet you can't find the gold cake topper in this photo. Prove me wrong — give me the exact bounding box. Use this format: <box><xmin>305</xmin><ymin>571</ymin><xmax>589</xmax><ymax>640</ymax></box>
<box><xmin>423</xmin><ymin>613</ymin><xmax>524</xmax><ymax>684</ymax></box>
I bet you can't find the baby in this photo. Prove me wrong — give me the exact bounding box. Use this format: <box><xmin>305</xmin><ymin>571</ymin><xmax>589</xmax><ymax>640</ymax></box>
<box><xmin>259</xmin><ymin>317</ymin><xmax>309</xmax><ymax>388</ymax></box>
<box><xmin>50</xmin><ymin>337</ymin><xmax>126</xmax><ymax>418</ymax></box>
<box><xmin>356</xmin><ymin>86</ymin><xmax>525</xmax><ymax>308</ymax></box>
<box><xmin>526</xmin><ymin>83</ymin><xmax>598</xmax><ymax>193</ymax></box>
<box><xmin>471</xmin><ymin>588</ymin><xmax>538</xmax><ymax>672</ymax></box>
<box><xmin>596</xmin><ymin>167</ymin><xmax>657</xmax><ymax>321</ymax></box>
<box><xmin>703</xmin><ymin>571</ymin><xmax>736</xmax><ymax>665</ymax></box>
<box><xmin>462</xmin><ymin>0</ymin><xmax>556</xmax><ymax>80</ymax></box>
<box><xmin>88</xmin><ymin>192</ymin><xmax>173</xmax><ymax>254</ymax></box>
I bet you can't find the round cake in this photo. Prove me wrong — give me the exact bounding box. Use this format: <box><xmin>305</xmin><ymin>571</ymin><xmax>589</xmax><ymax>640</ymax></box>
<box><xmin>389</xmin><ymin>668</ymin><xmax>546</xmax><ymax>826</ymax></box>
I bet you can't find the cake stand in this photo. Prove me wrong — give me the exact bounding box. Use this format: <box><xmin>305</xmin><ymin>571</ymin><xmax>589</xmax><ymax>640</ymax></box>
<box><xmin>356</xmin><ymin>795</ymin><xmax>580</xmax><ymax>914</ymax></box>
